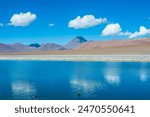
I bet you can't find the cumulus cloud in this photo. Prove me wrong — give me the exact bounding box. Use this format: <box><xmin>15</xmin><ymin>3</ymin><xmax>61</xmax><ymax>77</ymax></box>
<box><xmin>68</xmin><ymin>15</ymin><xmax>107</xmax><ymax>29</ymax></box>
<box><xmin>102</xmin><ymin>23</ymin><xmax>121</xmax><ymax>36</ymax></box>
<box><xmin>129</xmin><ymin>26</ymin><xmax>150</xmax><ymax>38</ymax></box>
<box><xmin>48</xmin><ymin>23</ymin><xmax>55</xmax><ymax>26</ymax></box>
<box><xmin>9</xmin><ymin>12</ymin><xmax>36</xmax><ymax>26</ymax></box>
<box><xmin>0</xmin><ymin>23</ymin><xmax>3</xmax><ymax>27</ymax></box>
<box><xmin>102</xmin><ymin>23</ymin><xmax>131</xmax><ymax>36</ymax></box>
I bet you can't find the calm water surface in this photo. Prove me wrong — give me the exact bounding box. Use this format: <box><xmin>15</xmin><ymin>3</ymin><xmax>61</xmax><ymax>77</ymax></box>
<box><xmin>0</xmin><ymin>61</ymin><xmax>150</xmax><ymax>100</ymax></box>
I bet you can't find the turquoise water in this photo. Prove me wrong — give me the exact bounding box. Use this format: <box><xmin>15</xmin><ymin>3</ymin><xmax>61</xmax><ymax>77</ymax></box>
<box><xmin>0</xmin><ymin>61</ymin><xmax>150</xmax><ymax>100</ymax></box>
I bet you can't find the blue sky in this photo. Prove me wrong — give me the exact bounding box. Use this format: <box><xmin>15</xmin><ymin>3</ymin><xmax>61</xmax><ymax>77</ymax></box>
<box><xmin>0</xmin><ymin>0</ymin><xmax>150</xmax><ymax>44</ymax></box>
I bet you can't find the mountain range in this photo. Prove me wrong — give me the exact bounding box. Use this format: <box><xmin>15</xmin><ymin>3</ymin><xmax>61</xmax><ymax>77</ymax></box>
<box><xmin>1</xmin><ymin>36</ymin><xmax>150</xmax><ymax>54</ymax></box>
<box><xmin>0</xmin><ymin>36</ymin><xmax>87</xmax><ymax>53</ymax></box>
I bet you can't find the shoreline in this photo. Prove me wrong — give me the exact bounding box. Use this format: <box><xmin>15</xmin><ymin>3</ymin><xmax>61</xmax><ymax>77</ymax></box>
<box><xmin>0</xmin><ymin>55</ymin><xmax>150</xmax><ymax>62</ymax></box>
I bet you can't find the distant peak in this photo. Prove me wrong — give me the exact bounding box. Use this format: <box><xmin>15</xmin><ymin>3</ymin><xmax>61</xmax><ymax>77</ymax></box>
<box><xmin>74</xmin><ymin>36</ymin><xmax>87</xmax><ymax>42</ymax></box>
<box><xmin>64</xmin><ymin>36</ymin><xmax>88</xmax><ymax>49</ymax></box>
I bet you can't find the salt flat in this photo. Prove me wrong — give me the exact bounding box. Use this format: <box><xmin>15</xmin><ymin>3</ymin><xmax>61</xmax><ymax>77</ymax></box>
<box><xmin>0</xmin><ymin>55</ymin><xmax>150</xmax><ymax>62</ymax></box>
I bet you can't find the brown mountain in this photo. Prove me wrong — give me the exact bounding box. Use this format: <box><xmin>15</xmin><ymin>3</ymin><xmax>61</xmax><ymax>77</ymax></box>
<box><xmin>75</xmin><ymin>38</ymin><xmax>150</xmax><ymax>50</ymax></box>
<box><xmin>1</xmin><ymin>37</ymin><xmax>150</xmax><ymax>55</ymax></box>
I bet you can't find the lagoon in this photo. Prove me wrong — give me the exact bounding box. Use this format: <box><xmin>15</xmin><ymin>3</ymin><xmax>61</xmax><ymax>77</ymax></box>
<box><xmin>0</xmin><ymin>61</ymin><xmax>150</xmax><ymax>100</ymax></box>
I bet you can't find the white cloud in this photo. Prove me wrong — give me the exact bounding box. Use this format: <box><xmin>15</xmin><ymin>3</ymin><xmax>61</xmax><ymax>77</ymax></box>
<box><xmin>0</xmin><ymin>23</ymin><xmax>3</xmax><ymax>27</ymax></box>
<box><xmin>102</xmin><ymin>23</ymin><xmax>150</xmax><ymax>38</ymax></box>
<box><xmin>68</xmin><ymin>15</ymin><xmax>107</xmax><ymax>29</ymax></box>
<box><xmin>9</xmin><ymin>12</ymin><xmax>36</xmax><ymax>26</ymax></box>
<box><xmin>102</xmin><ymin>23</ymin><xmax>121</xmax><ymax>36</ymax></box>
<box><xmin>102</xmin><ymin>23</ymin><xmax>131</xmax><ymax>36</ymax></box>
<box><xmin>129</xmin><ymin>26</ymin><xmax>150</xmax><ymax>38</ymax></box>
<box><xmin>48</xmin><ymin>23</ymin><xmax>55</xmax><ymax>26</ymax></box>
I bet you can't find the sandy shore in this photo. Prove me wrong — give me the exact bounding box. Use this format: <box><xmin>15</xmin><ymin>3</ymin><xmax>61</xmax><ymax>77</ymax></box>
<box><xmin>0</xmin><ymin>55</ymin><xmax>150</xmax><ymax>62</ymax></box>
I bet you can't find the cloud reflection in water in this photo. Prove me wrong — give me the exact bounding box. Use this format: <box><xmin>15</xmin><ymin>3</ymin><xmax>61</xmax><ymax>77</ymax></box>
<box><xmin>70</xmin><ymin>62</ymin><xmax>105</xmax><ymax>98</ymax></box>
<box><xmin>11</xmin><ymin>81</ymin><xmax>36</xmax><ymax>99</ymax></box>
<box><xmin>140</xmin><ymin>63</ymin><xmax>149</xmax><ymax>82</ymax></box>
<box><xmin>70</xmin><ymin>79</ymin><xmax>103</xmax><ymax>98</ymax></box>
<box><xmin>104</xmin><ymin>63</ymin><xmax>121</xmax><ymax>85</ymax></box>
<box><xmin>70</xmin><ymin>79</ymin><xmax>102</xmax><ymax>92</ymax></box>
